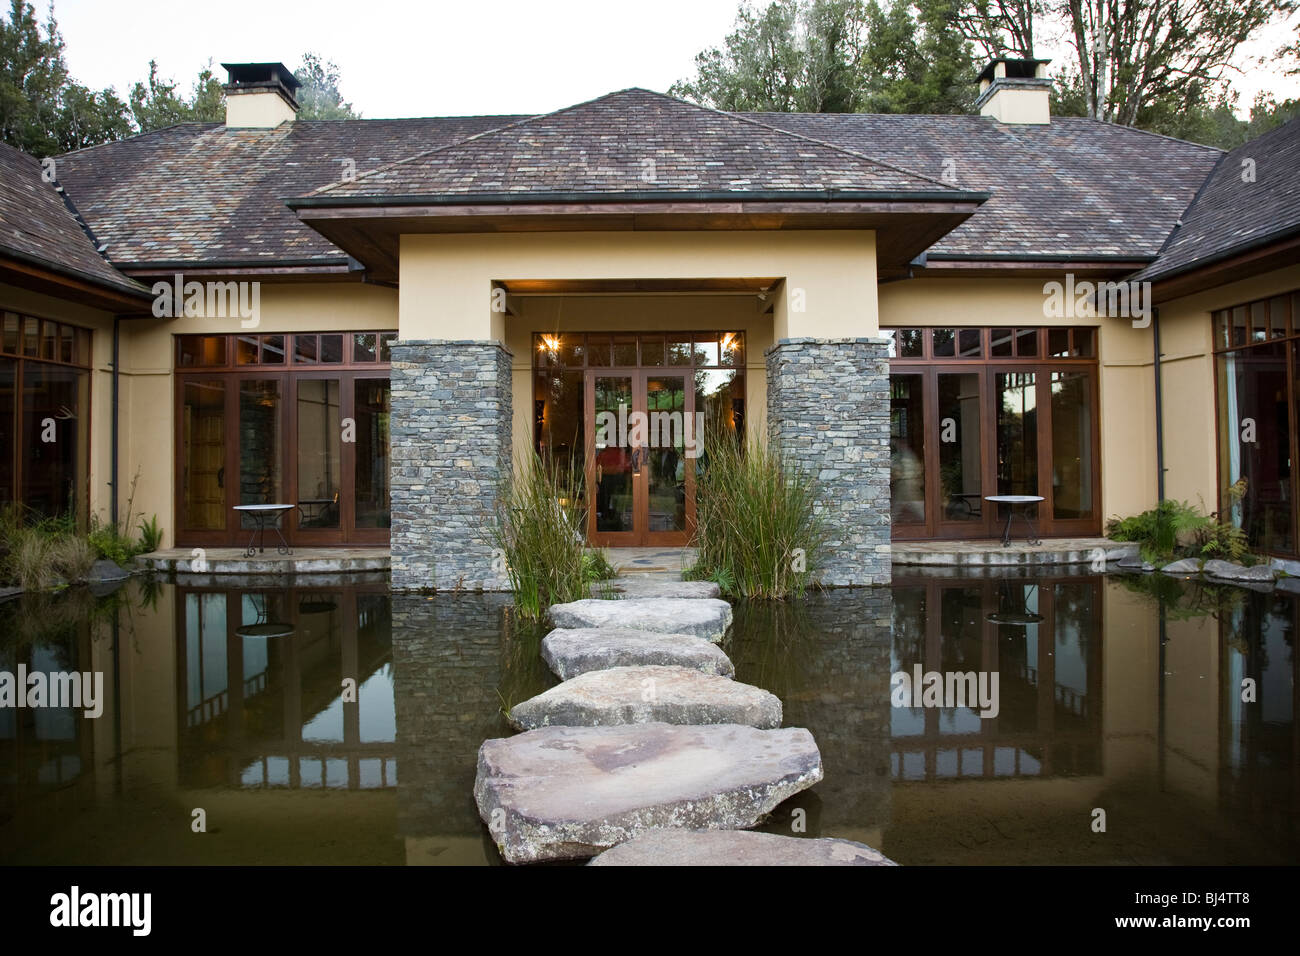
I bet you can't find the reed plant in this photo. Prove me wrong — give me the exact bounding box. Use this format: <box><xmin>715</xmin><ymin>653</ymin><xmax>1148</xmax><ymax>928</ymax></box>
<box><xmin>685</xmin><ymin>425</ymin><xmax>827</xmax><ymax>599</ymax></box>
<box><xmin>493</xmin><ymin>452</ymin><xmax>614</xmax><ymax>621</ymax></box>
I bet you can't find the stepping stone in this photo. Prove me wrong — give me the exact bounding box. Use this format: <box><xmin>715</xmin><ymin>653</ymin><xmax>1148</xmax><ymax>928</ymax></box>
<box><xmin>507</xmin><ymin>665</ymin><xmax>779</xmax><ymax>730</ymax></box>
<box><xmin>542</xmin><ymin>627</ymin><xmax>734</xmax><ymax>680</ymax></box>
<box><xmin>588</xmin><ymin>829</ymin><xmax>897</xmax><ymax>866</ymax></box>
<box><xmin>548</xmin><ymin>598</ymin><xmax>732</xmax><ymax>643</ymax></box>
<box><xmin>474</xmin><ymin>723</ymin><xmax>823</xmax><ymax>863</ymax></box>
<box><xmin>1202</xmin><ymin>559</ymin><xmax>1275</xmax><ymax>582</ymax></box>
<box><xmin>600</xmin><ymin>579</ymin><xmax>721</xmax><ymax>600</ymax></box>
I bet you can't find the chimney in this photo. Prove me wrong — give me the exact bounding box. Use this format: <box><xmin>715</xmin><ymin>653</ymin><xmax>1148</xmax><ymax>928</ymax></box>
<box><xmin>222</xmin><ymin>62</ymin><xmax>301</xmax><ymax>128</ymax></box>
<box><xmin>976</xmin><ymin>58</ymin><xmax>1052</xmax><ymax>125</ymax></box>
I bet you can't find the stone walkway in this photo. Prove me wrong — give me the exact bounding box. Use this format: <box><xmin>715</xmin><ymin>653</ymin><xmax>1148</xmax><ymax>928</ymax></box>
<box><xmin>472</xmin><ymin>571</ymin><xmax>895</xmax><ymax>866</ymax></box>
<box><xmin>138</xmin><ymin>547</ymin><xmax>390</xmax><ymax>575</ymax></box>
<box><xmin>892</xmin><ymin>537</ymin><xmax>1136</xmax><ymax>567</ymax></box>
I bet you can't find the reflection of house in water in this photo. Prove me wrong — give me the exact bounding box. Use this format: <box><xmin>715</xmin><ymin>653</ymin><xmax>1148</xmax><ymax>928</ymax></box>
<box><xmin>175</xmin><ymin>584</ymin><xmax>395</xmax><ymax>790</ymax></box>
<box><xmin>890</xmin><ymin>571</ymin><xmax>1103</xmax><ymax>781</ymax></box>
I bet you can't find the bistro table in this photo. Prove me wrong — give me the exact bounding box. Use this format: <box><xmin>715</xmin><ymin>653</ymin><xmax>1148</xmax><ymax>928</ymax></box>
<box><xmin>233</xmin><ymin>504</ymin><xmax>295</xmax><ymax>557</ymax></box>
<box><xmin>984</xmin><ymin>495</ymin><xmax>1044</xmax><ymax>546</ymax></box>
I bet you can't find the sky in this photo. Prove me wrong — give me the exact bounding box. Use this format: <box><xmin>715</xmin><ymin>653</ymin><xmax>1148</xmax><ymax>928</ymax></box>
<box><xmin>44</xmin><ymin>0</ymin><xmax>1300</xmax><ymax>118</ymax></box>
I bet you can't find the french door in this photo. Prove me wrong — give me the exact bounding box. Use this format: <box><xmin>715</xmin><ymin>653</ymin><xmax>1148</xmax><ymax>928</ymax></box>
<box><xmin>891</xmin><ymin>364</ymin><xmax>1100</xmax><ymax>540</ymax></box>
<box><xmin>176</xmin><ymin>370</ymin><xmax>391</xmax><ymax>547</ymax></box>
<box><xmin>585</xmin><ymin>369</ymin><xmax>696</xmax><ymax>547</ymax></box>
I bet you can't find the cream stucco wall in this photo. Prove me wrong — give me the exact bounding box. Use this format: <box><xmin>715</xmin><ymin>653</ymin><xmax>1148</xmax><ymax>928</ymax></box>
<box><xmin>877</xmin><ymin>276</ymin><xmax>1157</xmax><ymax>522</ymax></box>
<box><xmin>398</xmin><ymin>231</ymin><xmax>879</xmax><ymax>343</ymax></box>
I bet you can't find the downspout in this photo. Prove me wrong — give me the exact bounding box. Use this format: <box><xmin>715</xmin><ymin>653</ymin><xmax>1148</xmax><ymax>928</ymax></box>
<box><xmin>1152</xmin><ymin>307</ymin><xmax>1165</xmax><ymax>503</ymax></box>
<box><xmin>111</xmin><ymin>316</ymin><xmax>120</xmax><ymax>527</ymax></box>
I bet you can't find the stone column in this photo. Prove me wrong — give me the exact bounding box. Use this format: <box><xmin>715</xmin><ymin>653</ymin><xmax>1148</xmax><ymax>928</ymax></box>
<box><xmin>389</xmin><ymin>339</ymin><xmax>512</xmax><ymax>591</ymax></box>
<box><xmin>766</xmin><ymin>336</ymin><xmax>891</xmax><ymax>586</ymax></box>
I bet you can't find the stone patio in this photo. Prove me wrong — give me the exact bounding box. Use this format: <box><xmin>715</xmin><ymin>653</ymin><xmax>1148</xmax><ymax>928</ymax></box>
<box><xmin>891</xmin><ymin>537</ymin><xmax>1137</xmax><ymax>568</ymax></box>
<box><xmin>138</xmin><ymin>547</ymin><xmax>391</xmax><ymax>576</ymax></box>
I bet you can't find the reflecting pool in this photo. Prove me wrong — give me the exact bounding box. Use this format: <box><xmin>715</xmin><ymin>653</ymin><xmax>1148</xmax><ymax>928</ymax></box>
<box><xmin>1</xmin><ymin>567</ymin><xmax>1295</xmax><ymax>865</ymax></box>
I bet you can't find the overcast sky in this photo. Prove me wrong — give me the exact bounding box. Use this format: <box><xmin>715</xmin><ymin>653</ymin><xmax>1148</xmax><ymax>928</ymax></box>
<box><xmin>47</xmin><ymin>0</ymin><xmax>1300</xmax><ymax>118</ymax></box>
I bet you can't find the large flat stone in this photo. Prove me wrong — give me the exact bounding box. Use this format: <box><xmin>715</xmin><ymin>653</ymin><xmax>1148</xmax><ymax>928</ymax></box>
<box><xmin>542</xmin><ymin>627</ymin><xmax>734</xmax><ymax>680</ymax></box>
<box><xmin>548</xmin><ymin>598</ymin><xmax>733</xmax><ymax>643</ymax></box>
<box><xmin>508</xmin><ymin>665</ymin><xmax>779</xmax><ymax>730</ymax></box>
<box><xmin>474</xmin><ymin>723</ymin><xmax>823</xmax><ymax>863</ymax></box>
<box><xmin>588</xmin><ymin>829</ymin><xmax>897</xmax><ymax>866</ymax></box>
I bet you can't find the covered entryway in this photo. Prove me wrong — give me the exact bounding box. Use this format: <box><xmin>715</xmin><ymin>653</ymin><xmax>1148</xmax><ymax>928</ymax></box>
<box><xmin>532</xmin><ymin>329</ymin><xmax>746</xmax><ymax>547</ymax></box>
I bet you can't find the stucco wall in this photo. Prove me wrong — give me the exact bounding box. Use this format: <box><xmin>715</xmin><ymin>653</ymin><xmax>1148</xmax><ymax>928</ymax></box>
<box><xmin>398</xmin><ymin>231</ymin><xmax>879</xmax><ymax>343</ymax></box>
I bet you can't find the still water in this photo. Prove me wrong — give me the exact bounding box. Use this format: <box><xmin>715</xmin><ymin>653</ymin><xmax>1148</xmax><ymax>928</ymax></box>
<box><xmin>1</xmin><ymin>568</ymin><xmax>1295</xmax><ymax>865</ymax></box>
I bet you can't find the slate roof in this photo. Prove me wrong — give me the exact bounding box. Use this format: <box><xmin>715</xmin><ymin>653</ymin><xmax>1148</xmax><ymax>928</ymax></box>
<box><xmin>54</xmin><ymin>116</ymin><xmax>526</xmax><ymax>267</ymax></box>
<box><xmin>746</xmin><ymin>112</ymin><xmax>1222</xmax><ymax>260</ymax></box>
<box><xmin>303</xmin><ymin>89</ymin><xmax>963</xmax><ymax>201</ymax></box>
<box><xmin>50</xmin><ymin>87</ymin><xmax>1229</xmax><ymax>271</ymax></box>
<box><xmin>1136</xmin><ymin>117</ymin><xmax>1300</xmax><ymax>281</ymax></box>
<box><xmin>0</xmin><ymin>141</ymin><xmax>148</xmax><ymax>296</ymax></box>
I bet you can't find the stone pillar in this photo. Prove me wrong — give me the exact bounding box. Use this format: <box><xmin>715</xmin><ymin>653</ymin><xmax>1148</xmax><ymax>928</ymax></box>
<box><xmin>389</xmin><ymin>339</ymin><xmax>512</xmax><ymax>591</ymax></box>
<box><xmin>766</xmin><ymin>336</ymin><xmax>891</xmax><ymax>586</ymax></box>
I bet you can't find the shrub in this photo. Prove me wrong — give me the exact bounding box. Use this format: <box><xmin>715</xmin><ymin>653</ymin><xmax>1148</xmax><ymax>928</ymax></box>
<box><xmin>582</xmin><ymin>549</ymin><xmax>617</xmax><ymax>583</ymax></box>
<box><xmin>1106</xmin><ymin>499</ymin><xmax>1210</xmax><ymax>564</ymax></box>
<box><xmin>493</xmin><ymin>452</ymin><xmax>589</xmax><ymax>621</ymax></box>
<box><xmin>137</xmin><ymin>514</ymin><xmax>163</xmax><ymax>554</ymax></box>
<box><xmin>48</xmin><ymin>535</ymin><xmax>95</xmax><ymax>582</ymax></box>
<box><xmin>686</xmin><ymin>425</ymin><xmax>827</xmax><ymax>599</ymax></box>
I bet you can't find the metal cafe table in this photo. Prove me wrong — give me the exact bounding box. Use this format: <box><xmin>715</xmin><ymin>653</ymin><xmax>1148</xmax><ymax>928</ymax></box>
<box><xmin>233</xmin><ymin>504</ymin><xmax>295</xmax><ymax>557</ymax></box>
<box><xmin>984</xmin><ymin>495</ymin><xmax>1044</xmax><ymax>546</ymax></box>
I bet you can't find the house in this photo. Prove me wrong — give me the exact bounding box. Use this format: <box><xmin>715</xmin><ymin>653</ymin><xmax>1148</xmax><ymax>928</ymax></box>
<box><xmin>1</xmin><ymin>58</ymin><xmax>1296</xmax><ymax>588</ymax></box>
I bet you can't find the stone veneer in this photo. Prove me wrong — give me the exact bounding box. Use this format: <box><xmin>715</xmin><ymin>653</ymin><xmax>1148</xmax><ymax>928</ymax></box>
<box><xmin>389</xmin><ymin>340</ymin><xmax>512</xmax><ymax>591</ymax></box>
<box><xmin>766</xmin><ymin>337</ymin><xmax>891</xmax><ymax>586</ymax></box>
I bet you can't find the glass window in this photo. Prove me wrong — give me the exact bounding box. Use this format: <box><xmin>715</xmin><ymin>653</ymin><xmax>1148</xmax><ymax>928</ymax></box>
<box><xmin>179</xmin><ymin>335</ymin><xmax>225</xmax><ymax>367</ymax></box>
<box><xmin>720</xmin><ymin>332</ymin><xmax>744</xmax><ymax>366</ymax></box>
<box><xmin>353</xmin><ymin>379</ymin><xmax>391</xmax><ymax>528</ymax></box>
<box><xmin>897</xmin><ymin>329</ymin><xmax>923</xmax><ymax>358</ymax></box>
<box><xmin>693</xmin><ymin>334</ymin><xmax>720</xmax><ymax>366</ymax></box>
<box><xmin>1270</xmin><ymin>296</ymin><xmax>1288</xmax><ymax>338</ymax></box>
<box><xmin>996</xmin><ymin>371</ymin><xmax>1038</xmax><ymax>504</ymax></box>
<box><xmin>353</xmin><ymin>333</ymin><xmax>377</xmax><ymax>362</ymax></box>
<box><xmin>238</xmin><ymin>379</ymin><xmax>283</xmax><ymax>521</ymax></box>
<box><xmin>587</xmin><ymin>334</ymin><xmax>612</xmax><ymax>367</ymax></box>
<box><xmin>937</xmin><ymin>372</ymin><xmax>981</xmax><ymax>522</ymax></box>
<box><xmin>1231</xmin><ymin>306</ymin><xmax>1248</xmax><ymax>346</ymax></box>
<box><xmin>296</xmin><ymin>379</ymin><xmax>340</xmax><ymax>528</ymax></box>
<box><xmin>294</xmin><ymin>335</ymin><xmax>318</xmax><ymax>363</ymax></box>
<box><xmin>1015</xmin><ymin>328</ymin><xmax>1038</xmax><ymax>356</ymax></box>
<box><xmin>379</xmin><ymin>333</ymin><xmax>396</xmax><ymax>363</ymax></box>
<box><xmin>1072</xmin><ymin>327</ymin><xmax>1096</xmax><ymax>358</ymax></box>
<box><xmin>2</xmin><ymin>313</ymin><xmax>17</xmax><ymax>353</ymax></box>
<box><xmin>612</xmin><ymin>334</ymin><xmax>637</xmax><ymax>366</ymax></box>
<box><xmin>1051</xmin><ymin>370</ymin><xmax>1095</xmax><ymax>519</ymax></box>
<box><xmin>932</xmin><ymin>329</ymin><xmax>955</xmax><ymax>357</ymax></box>
<box><xmin>39</xmin><ymin>320</ymin><xmax>55</xmax><ymax>360</ymax></box>
<box><xmin>890</xmin><ymin>373</ymin><xmax>926</xmax><ymax>523</ymax></box>
<box><xmin>640</xmin><ymin>335</ymin><xmax>665</xmax><ymax>367</ymax></box>
<box><xmin>667</xmin><ymin>335</ymin><xmax>692</xmax><ymax>366</ymax></box>
<box><xmin>181</xmin><ymin>380</ymin><xmax>226</xmax><ymax>529</ymax></box>
<box><xmin>1217</xmin><ymin>344</ymin><xmax>1293</xmax><ymax>554</ymax></box>
<box><xmin>261</xmin><ymin>335</ymin><xmax>285</xmax><ymax>364</ymax></box>
<box><xmin>320</xmin><ymin>334</ymin><xmax>344</xmax><ymax>364</ymax></box>
<box><xmin>236</xmin><ymin>335</ymin><xmax>259</xmax><ymax>365</ymax></box>
<box><xmin>991</xmin><ymin>328</ymin><xmax>1013</xmax><ymax>357</ymax></box>
<box><xmin>1048</xmin><ymin>327</ymin><xmax>1070</xmax><ymax>357</ymax></box>
<box><xmin>23</xmin><ymin>317</ymin><xmax>39</xmax><ymax>357</ymax></box>
<box><xmin>59</xmin><ymin>325</ymin><xmax>74</xmax><ymax>363</ymax></box>
<box><xmin>958</xmin><ymin>329</ymin><xmax>982</xmax><ymax>358</ymax></box>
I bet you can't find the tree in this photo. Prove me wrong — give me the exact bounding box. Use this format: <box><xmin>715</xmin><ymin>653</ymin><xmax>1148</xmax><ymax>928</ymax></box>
<box><xmin>670</xmin><ymin>0</ymin><xmax>976</xmax><ymax>113</ymax></box>
<box><xmin>130</xmin><ymin>59</ymin><xmax>224</xmax><ymax>132</ymax></box>
<box><xmin>0</xmin><ymin>0</ymin><xmax>129</xmax><ymax>155</ymax></box>
<box><xmin>294</xmin><ymin>53</ymin><xmax>360</xmax><ymax>119</ymax></box>
<box><xmin>953</xmin><ymin>0</ymin><xmax>1042</xmax><ymax>58</ymax></box>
